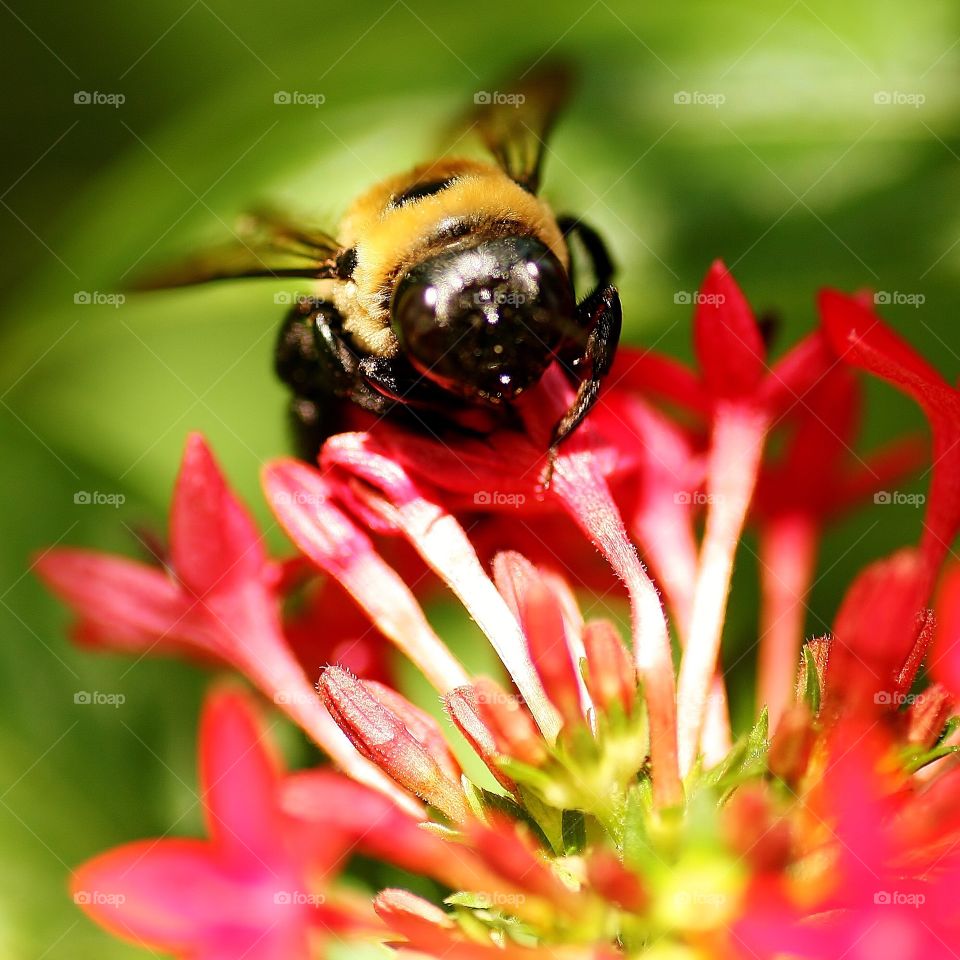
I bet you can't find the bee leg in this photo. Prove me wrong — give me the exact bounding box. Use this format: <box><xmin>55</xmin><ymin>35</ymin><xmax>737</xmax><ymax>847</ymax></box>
<box><xmin>557</xmin><ymin>215</ymin><xmax>615</xmax><ymax>291</ymax></box>
<box><xmin>549</xmin><ymin>284</ymin><xmax>622</xmax><ymax>451</ymax></box>
<box><xmin>275</xmin><ymin>297</ymin><xmax>392</xmax><ymax>459</ymax></box>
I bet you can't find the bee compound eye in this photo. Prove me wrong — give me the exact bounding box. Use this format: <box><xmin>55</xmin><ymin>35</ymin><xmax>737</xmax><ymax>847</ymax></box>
<box><xmin>391</xmin><ymin>238</ymin><xmax>576</xmax><ymax>402</ymax></box>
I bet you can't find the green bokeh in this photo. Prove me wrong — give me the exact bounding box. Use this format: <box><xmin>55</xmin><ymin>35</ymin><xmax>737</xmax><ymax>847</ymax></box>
<box><xmin>1</xmin><ymin>1</ymin><xmax>958</xmax><ymax>956</ymax></box>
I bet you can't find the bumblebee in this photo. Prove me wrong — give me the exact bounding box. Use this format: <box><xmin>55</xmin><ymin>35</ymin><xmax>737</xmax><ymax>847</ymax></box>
<box><xmin>136</xmin><ymin>65</ymin><xmax>621</xmax><ymax>460</ymax></box>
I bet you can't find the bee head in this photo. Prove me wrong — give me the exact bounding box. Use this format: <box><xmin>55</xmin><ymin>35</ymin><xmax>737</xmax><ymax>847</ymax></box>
<box><xmin>390</xmin><ymin>236</ymin><xmax>576</xmax><ymax>404</ymax></box>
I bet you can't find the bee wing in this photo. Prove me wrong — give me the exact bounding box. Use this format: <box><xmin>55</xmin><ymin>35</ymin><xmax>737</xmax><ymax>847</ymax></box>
<box><xmin>466</xmin><ymin>61</ymin><xmax>574</xmax><ymax>194</ymax></box>
<box><xmin>130</xmin><ymin>209</ymin><xmax>345</xmax><ymax>290</ymax></box>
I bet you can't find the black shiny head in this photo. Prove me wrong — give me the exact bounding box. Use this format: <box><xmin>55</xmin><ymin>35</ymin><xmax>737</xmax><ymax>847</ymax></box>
<box><xmin>390</xmin><ymin>236</ymin><xmax>576</xmax><ymax>404</ymax></box>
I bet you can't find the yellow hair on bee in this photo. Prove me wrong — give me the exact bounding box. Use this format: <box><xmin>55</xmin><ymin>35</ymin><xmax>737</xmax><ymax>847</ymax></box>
<box><xmin>326</xmin><ymin>159</ymin><xmax>568</xmax><ymax>355</ymax></box>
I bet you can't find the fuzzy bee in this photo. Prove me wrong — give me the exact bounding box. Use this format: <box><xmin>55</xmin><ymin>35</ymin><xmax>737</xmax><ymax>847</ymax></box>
<box><xmin>135</xmin><ymin>64</ymin><xmax>621</xmax><ymax>460</ymax></box>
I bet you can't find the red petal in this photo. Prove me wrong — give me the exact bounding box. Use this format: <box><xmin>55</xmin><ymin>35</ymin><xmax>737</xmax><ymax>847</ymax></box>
<box><xmin>171</xmin><ymin>434</ymin><xmax>265</xmax><ymax>598</ymax></box>
<box><xmin>693</xmin><ymin>260</ymin><xmax>765</xmax><ymax>401</ymax></box>
<box><xmin>758</xmin><ymin>329</ymin><xmax>834</xmax><ymax>417</ymax></box>
<box><xmin>821</xmin><ymin>290</ymin><xmax>960</xmax><ymax>587</ymax></box>
<box><xmin>829</xmin><ymin>549</ymin><xmax>929</xmax><ymax>711</ymax></box>
<box><xmin>608</xmin><ymin>346</ymin><xmax>710</xmax><ymax>416</ymax></box>
<box><xmin>931</xmin><ymin>561</ymin><xmax>960</xmax><ymax>696</ymax></box>
<box><xmin>34</xmin><ymin>548</ymin><xmax>196</xmax><ymax>655</ymax></box>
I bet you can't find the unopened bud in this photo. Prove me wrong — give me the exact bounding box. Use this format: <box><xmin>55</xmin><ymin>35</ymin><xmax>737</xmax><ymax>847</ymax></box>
<box><xmin>318</xmin><ymin>667</ymin><xmax>465</xmax><ymax>821</ymax></box>
<box><xmin>443</xmin><ymin>686</ymin><xmax>516</xmax><ymax>791</ymax></box>
<box><xmin>582</xmin><ymin>619</ymin><xmax>637</xmax><ymax>715</ymax></box>
<box><xmin>472</xmin><ymin>676</ymin><xmax>546</xmax><ymax>766</ymax></box>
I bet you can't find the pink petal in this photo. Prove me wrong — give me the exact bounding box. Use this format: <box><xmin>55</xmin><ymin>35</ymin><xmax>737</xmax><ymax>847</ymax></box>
<box><xmin>72</xmin><ymin>839</ymin><xmax>307</xmax><ymax>960</ymax></box>
<box><xmin>263</xmin><ymin>458</ymin><xmax>467</xmax><ymax>693</ymax></box>
<box><xmin>199</xmin><ymin>689</ymin><xmax>286</xmax><ymax>866</ymax></box>
<box><xmin>549</xmin><ymin>447</ymin><xmax>681</xmax><ymax>805</ymax></box>
<box><xmin>321</xmin><ymin>433</ymin><xmax>559</xmax><ymax>740</ymax></box>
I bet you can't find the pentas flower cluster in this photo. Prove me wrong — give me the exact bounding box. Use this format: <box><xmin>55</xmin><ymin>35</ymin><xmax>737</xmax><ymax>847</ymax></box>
<box><xmin>39</xmin><ymin>261</ymin><xmax>960</xmax><ymax>960</ymax></box>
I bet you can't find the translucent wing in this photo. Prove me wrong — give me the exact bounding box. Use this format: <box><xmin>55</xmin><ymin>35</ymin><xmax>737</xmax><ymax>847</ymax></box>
<box><xmin>130</xmin><ymin>209</ymin><xmax>346</xmax><ymax>290</ymax></box>
<box><xmin>466</xmin><ymin>61</ymin><xmax>574</xmax><ymax>194</ymax></box>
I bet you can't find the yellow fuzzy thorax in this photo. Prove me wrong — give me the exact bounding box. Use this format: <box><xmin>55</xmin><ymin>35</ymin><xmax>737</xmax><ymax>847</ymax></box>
<box><xmin>325</xmin><ymin>158</ymin><xmax>568</xmax><ymax>355</ymax></box>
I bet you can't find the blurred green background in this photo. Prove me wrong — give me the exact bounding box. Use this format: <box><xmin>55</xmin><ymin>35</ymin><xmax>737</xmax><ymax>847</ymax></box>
<box><xmin>1</xmin><ymin>0</ymin><xmax>958</xmax><ymax>955</ymax></box>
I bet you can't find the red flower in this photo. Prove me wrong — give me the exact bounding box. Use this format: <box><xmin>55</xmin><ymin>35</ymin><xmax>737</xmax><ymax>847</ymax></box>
<box><xmin>37</xmin><ymin>434</ymin><xmax>413</xmax><ymax>809</ymax></box>
<box><xmin>753</xmin><ymin>365</ymin><xmax>925</xmax><ymax>724</ymax></box>
<box><xmin>821</xmin><ymin>289</ymin><xmax>960</xmax><ymax>595</ymax></box>
<box><xmin>72</xmin><ymin>688</ymin><xmax>375</xmax><ymax>960</ymax></box>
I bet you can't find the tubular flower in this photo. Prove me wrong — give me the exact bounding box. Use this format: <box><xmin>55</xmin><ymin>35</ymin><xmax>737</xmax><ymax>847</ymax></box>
<box><xmin>42</xmin><ymin>261</ymin><xmax>960</xmax><ymax>960</ymax></box>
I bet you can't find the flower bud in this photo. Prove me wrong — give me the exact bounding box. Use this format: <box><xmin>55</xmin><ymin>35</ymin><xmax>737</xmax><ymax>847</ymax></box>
<box><xmin>472</xmin><ymin>676</ymin><xmax>546</xmax><ymax>766</ymax></box>
<box><xmin>443</xmin><ymin>685</ymin><xmax>516</xmax><ymax>791</ymax></box>
<box><xmin>318</xmin><ymin>667</ymin><xmax>465</xmax><ymax>821</ymax></box>
<box><xmin>582</xmin><ymin>619</ymin><xmax>637</xmax><ymax>716</ymax></box>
